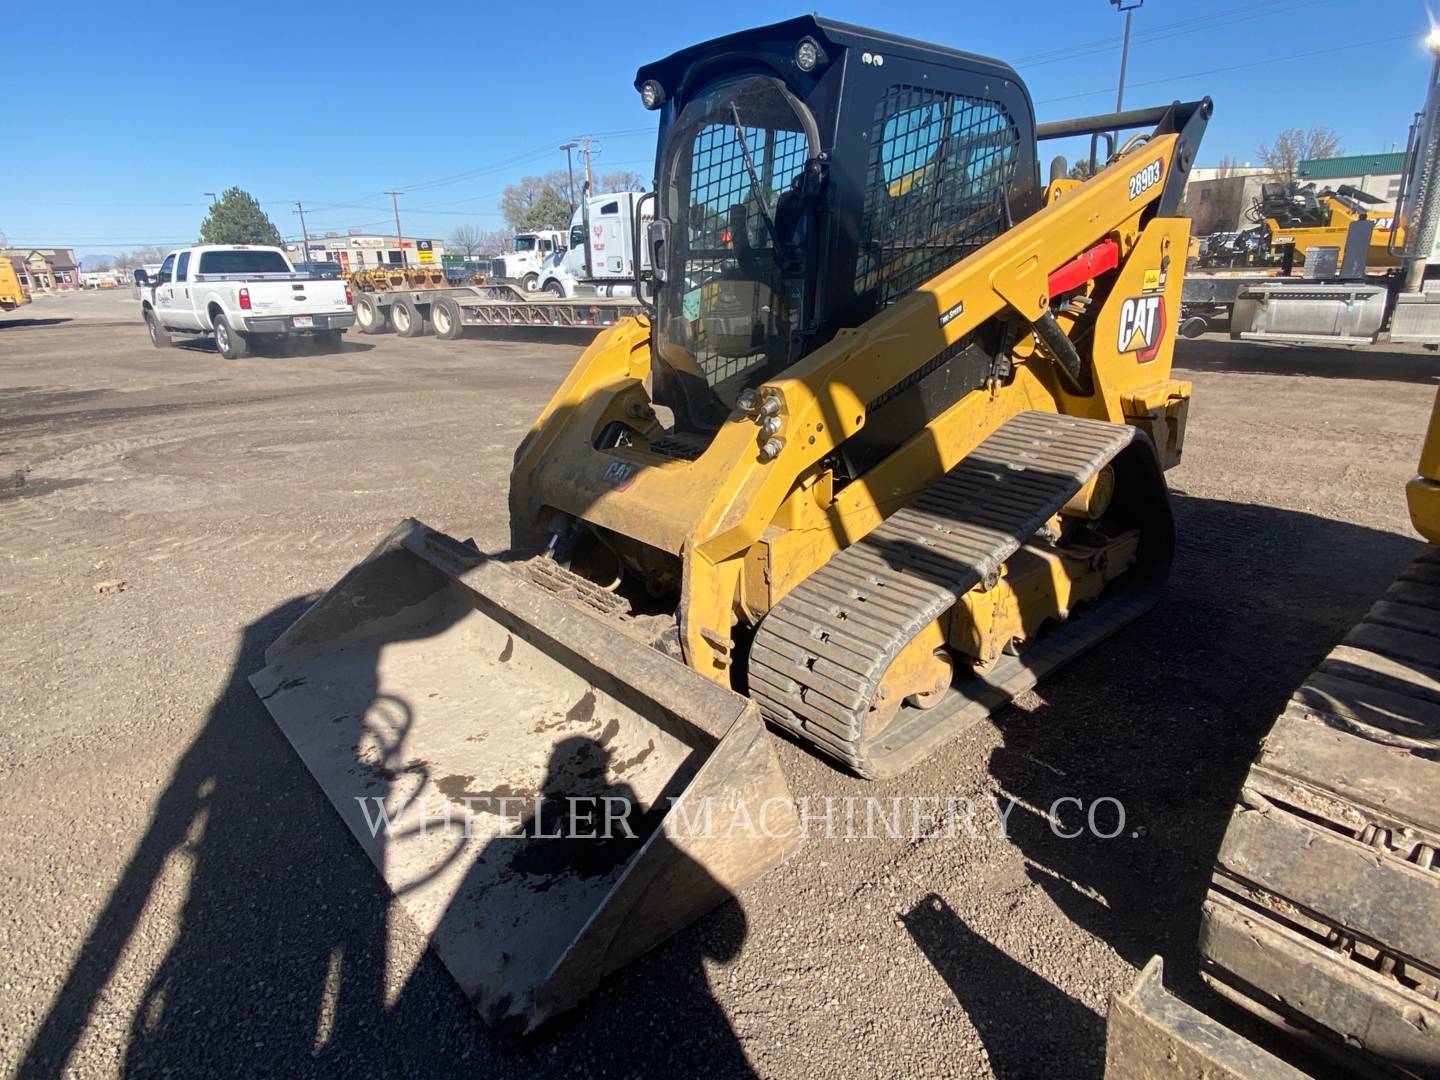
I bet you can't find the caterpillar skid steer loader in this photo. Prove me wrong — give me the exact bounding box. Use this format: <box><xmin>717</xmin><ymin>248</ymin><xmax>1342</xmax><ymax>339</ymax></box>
<box><xmin>252</xmin><ymin>15</ymin><xmax>1209</xmax><ymax>1035</ymax></box>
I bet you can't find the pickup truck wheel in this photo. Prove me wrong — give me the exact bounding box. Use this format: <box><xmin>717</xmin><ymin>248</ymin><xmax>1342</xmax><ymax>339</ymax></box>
<box><xmin>214</xmin><ymin>313</ymin><xmax>249</xmax><ymax>359</ymax></box>
<box><xmin>431</xmin><ymin>296</ymin><xmax>465</xmax><ymax>340</ymax></box>
<box><xmin>354</xmin><ymin>293</ymin><xmax>388</xmax><ymax>334</ymax></box>
<box><xmin>391</xmin><ymin>297</ymin><xmax>428</xmax><ymax>338</ymax></box>
<box><xmin>521</xmin><ymin>272</ymin><xmax>539</xmax><ymax>293</ymax></box>
<box><xmin>144</xmin><ymin>309</ymin><xmax>172</xmax><ymax>348</ymax></box>
<box><xmin>543</xmin><ymin>279</ymin><xmax>566</xmax><ymax>298</ymax></box>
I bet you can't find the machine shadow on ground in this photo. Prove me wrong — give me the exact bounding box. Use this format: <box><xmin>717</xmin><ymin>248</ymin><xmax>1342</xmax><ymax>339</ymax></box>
<box><xmin>0</xmin><ymin>317</ymin><xmax>74</xmax><ymax>329</ymax></box>
<box><xmin>1177</xmin><ymin>335</ymin><xmax>1440</xmax><ymax>384</ymax></box>
<box><xmin>901</xmin><ymin>494</ymin><xmax>1421</xmax><ymax>1078</ymax></box>
<box><xmin>16</xmin><ymin>588</ymin><xmax>755</xmax><ymax>1079</ymax></box>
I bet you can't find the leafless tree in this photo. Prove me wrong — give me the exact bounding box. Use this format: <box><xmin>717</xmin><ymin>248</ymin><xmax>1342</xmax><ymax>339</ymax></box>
<box><xmin>595</xmin><ymin>170</ymin><xmax>648</xmax><ymax>194</ymax></box>
<box><xmin>448</xmin><ymin>224</ymin><xmax>488</xmax><ymax>257</ymax></box>
<box><xmin>1258</xmin><ymin>128</ymin><xmax>1342</xmax><ymax>183</ymax></box>
<box><xmin>478</xmin><ymin>229</ymin><xmax>512</xmax><ymax>254</ymax></box>
<box><xmin>1216</xmin><ymin>153</ymin><xmax>1239</xmax><ymax>179</ymax></box>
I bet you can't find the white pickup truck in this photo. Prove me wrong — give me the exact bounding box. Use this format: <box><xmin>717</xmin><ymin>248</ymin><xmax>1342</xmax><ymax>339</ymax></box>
<box><xmin>138</xmin><ymin>244</ymin><xmax>354</xmax><ymax>358</ymax></box>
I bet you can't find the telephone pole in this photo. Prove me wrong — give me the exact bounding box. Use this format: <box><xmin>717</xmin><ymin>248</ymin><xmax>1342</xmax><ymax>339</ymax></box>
<box><xmin>292</xmin><ymin>201</ymin><xmax>310</xmax><ymax>263</ymax></box>
<box><xmin>580</xmin><ymin>136</ymin><xmax>597</xmax><ymax>196</ymax></box>
<box><xmin>385</xmin><ymin>190</ymin><xmax>405</xmax><ymax>267</ymax></box>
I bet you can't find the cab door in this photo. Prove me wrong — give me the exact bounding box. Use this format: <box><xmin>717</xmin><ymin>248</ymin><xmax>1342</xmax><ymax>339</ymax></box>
<box><xmin>166</xmin><ymin>251</ymin><xmax>202</xmax><ymax>330</ymax></box>
<box><xmin>152</xmin><ymin>253</ymin><xmax>180</xmax><ymax>327</ymax></box>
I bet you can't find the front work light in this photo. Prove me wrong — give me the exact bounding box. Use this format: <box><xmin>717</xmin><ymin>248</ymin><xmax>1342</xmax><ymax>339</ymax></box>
<box><xmin>639</xmin><ymin>79</ymin><xmax>666</xmax><ymax>110</ymax></box>
<box><xmin>795</xmin><ymin>37</ymin><xmax>826</xmax><ymax>71</ymax></box>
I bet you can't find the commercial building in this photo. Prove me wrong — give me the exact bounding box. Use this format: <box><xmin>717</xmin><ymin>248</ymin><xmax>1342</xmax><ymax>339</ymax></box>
<box><xmin>283</xmin><ymin>234</ymin><xmax>446</xmax><ymax>272</ymax></box>
<box><xmin>1</xmin><ymin>248</ymin><xmax>81</xmax><ymax>292</ymax></box>
<box><xmin>1296</xmin><ymin>152</ymin><xmax>1406</xmax><ymax>201</ymax></box>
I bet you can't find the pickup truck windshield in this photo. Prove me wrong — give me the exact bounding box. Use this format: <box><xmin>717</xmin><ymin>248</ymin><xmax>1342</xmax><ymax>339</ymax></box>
<box><xmin>195</xmin><ymin>250</ymin><xmax>291</xmax><ymax>276</ymax></box>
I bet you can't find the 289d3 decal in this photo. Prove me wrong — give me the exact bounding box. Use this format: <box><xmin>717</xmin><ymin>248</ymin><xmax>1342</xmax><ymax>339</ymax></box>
<box><xmin>1127</xmin><ymin>159</ymin><xmax>1163</xmax><ymax>200</ymax></box>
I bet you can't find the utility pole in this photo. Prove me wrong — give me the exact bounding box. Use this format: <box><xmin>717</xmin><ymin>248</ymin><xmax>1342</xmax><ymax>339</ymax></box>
<box><xmin>559</xmin><ymin>142</ymin><xmax>579</xmax><ymax>210</ymax></box>
<box><xmin>203</xmin><ymin>192</ymin><xmax>217</xmax><ymax>204</ymax></box>
<box><xmin>385</xmin><ymin>190</ymin><xmax>405</xmax><ymax>267</ymax></box>
<box><xmin>292</xmin><ymin>201</ymin><xmax>310</xmax><ymax>263</ymax></box>
<box><xmin>580</xmin><ymin>136</ymin><xmax>597</xmax><ymax>197</ymax></box>
<box><xmin>1109</xmin><ymin>0</ymin><xmax>1143</xmax><ymax>155</ymax></box>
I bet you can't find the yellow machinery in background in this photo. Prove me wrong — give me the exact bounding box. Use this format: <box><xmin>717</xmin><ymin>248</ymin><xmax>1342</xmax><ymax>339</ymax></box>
<box><xmin>251</xmin><ymin>16</ymin><xmax>1211</xmax><ymax>1036</ymax></box>
<box><xmin>1258</xmin><ymin>180</ymin><xmax>1403</xmax><ymax>269</ymax></box>
<box><xmin>345</xmin><ymin>265</ymin><xmax>451</xmax><ymax>291</ymax></box>
<box><xmin>0</xmin><ymin>256</ymin><xmax>31</xmax><ymax>311</ymax></box>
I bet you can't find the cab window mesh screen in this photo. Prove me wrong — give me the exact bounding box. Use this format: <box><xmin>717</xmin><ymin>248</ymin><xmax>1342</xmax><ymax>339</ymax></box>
<box><xmin>684</xmin><ymin>123</ymin><xmax>808</xmax><ymax>387</ymax></box>
<box><xmin>855</xmin><ymin>85</ymin><xmax>1019</xmax><ymax>309</ymax></box>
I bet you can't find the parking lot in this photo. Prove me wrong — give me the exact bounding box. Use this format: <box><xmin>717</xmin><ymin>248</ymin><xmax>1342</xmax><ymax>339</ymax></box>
<box><xmin>3</xmin><ymin>289</ymin><xmax>1435</xmax><ymax>1078</ymax></box>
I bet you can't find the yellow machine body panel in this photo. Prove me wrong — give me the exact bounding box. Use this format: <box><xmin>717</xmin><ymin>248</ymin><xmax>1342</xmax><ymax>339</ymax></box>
<box><xmin>0</xmin><ymin>257</ymin><xmax>31</xmax><ymax>311</ymax></box>
<box><xmin>513</xmin><ymin>134</ymin><xmax>1196</xmax><ymax>682</ymax></box>
<box><xmin>1409</xmin><ymin>387</ymin><xmax>1440</xmax><ymax>542</ymax></box>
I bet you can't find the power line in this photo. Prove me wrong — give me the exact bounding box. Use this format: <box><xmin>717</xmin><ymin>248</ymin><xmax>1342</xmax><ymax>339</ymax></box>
<box><xmin>1036</xmin><ymin>32</ymin><xmax>1413</xmax><ymax>106</ymax></box>
<box><xmin>1015</xmin><ymin>0</ymin><xmax>1339</xmax><ymax>68</ymax></box>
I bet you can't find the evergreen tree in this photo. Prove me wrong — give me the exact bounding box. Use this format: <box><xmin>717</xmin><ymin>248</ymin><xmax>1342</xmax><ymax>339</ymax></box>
<box><xmin>199</xmin><ymin>188</ymin><xmax>283</xmax><ymax>246</ymax></box>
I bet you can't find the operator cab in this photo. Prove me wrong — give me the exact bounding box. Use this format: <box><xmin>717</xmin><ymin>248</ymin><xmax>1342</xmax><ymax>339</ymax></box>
<box><xmin>635</xmin><ymin>15</ymin><xmax>1040</xmax><ymax>438</ymax></box>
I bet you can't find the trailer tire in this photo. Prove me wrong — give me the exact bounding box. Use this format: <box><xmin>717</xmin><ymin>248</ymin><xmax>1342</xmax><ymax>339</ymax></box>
<box><xmin>144</xmin><ymin>308</ymin><xmax>172</xmax><ymax>348</ymax></box>
<box><xmin>391</xmin><ymin>297</ymin><xmax>428</xmax><ymax>338</ymax></box>
<box><xmin>213</xmin><ymin>313</ymin><xmax>249</xmax><ymax>359</ymax></box>
<box><xmin>431</xmin><ymin>296</ymin><xmax>465</xmax><ymax>340</ymax></box>
<box><xmin>354</xmin><ymin>293</ymin><xmax>389</xmax><ymax>334</ymax></box>
<box><xmin>543</xmin><ymin>279</ymin><xmax>566</xmax><ymax>298</ymax></box>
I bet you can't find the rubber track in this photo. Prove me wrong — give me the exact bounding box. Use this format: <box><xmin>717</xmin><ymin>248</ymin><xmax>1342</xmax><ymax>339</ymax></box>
<box><xmin>748</xmin><ymin>411</ymin><xmax>1144</xmax><ymax>778</ymax></box>
<box><xmin>1202</xmin><ymin>546</ymin><xmax>1440</xmax><ymax>1074</ymax></box>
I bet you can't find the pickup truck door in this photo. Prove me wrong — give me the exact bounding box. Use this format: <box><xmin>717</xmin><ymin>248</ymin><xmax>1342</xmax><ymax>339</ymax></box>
<box><xmin>152</xmin><ymin>253</ymin><xmax>179</xmax><ymax>327</ymax></box>
<box><xmin>166</xmin><ymin>251</ymin><xmax>203</xmax><ymax>330</ymax></box>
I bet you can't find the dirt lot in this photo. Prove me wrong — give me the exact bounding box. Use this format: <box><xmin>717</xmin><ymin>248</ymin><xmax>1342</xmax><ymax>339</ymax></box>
<box><xmin>2</xmin><ymin>289</ymin><xmax>1435</xmax><ymax>1078</ymax></box>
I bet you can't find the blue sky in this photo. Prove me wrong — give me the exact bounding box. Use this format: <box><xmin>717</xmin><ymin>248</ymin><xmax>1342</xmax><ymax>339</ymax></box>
<box><xmin>4</xmin><ymin>0</ymin><xmax>1438</xmax><ymax>261</ymax></box>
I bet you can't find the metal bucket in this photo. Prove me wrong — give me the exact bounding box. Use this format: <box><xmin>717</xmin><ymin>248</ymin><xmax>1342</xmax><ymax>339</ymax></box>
<box><xmin>251</xmin><ymin>519</ymin><xmax>799</xmax><ymax>1036</ymax></box>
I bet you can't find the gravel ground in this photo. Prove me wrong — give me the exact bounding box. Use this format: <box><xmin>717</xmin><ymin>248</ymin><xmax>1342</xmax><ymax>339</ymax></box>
<box><xmin>1</xmin><ymin>289</ymin><xmax>1434</xmax><ymax>1078</ymax></box>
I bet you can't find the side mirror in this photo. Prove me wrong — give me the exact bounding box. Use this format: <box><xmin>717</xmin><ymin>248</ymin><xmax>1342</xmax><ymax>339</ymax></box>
<box><xmin>134</xmin><ymin>270</ymin><xmax>149</xmax><ymax>285</ymax></box>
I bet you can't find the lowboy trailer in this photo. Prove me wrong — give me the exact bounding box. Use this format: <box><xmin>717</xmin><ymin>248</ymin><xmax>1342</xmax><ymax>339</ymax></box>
<box><xmin>350</xmin><ymin>281</ymin><xmax>646</xmax><ymax>339</ymax></box>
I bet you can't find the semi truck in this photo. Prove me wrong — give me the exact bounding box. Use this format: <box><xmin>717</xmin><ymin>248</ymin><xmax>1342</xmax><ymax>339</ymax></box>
<box><xmin>535</xmin><ymin>190</ymin><xmax>652</xmax><ymax>299</ymax></box>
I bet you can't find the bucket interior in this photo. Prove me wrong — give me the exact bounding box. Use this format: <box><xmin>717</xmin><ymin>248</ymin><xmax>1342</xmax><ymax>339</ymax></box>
<box><xmin>253</xmin><ymin>559</ymin><xmax>715</xmax><ymax>1027</ymax></box>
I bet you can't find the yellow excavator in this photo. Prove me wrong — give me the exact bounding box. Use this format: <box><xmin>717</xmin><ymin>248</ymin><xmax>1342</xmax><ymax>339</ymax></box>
<box><xmin>251</xmin><ymin>16</ymin><xmax>1210</xmax><ymax>1036</ymax></box>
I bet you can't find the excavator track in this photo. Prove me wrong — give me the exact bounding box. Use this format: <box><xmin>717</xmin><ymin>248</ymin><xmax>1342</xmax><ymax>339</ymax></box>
<box><xmin>1201</xmin><ymin>547</ymin><xmax>1440</xmax><ymax>1077</ymax></box>
<box><xmin>747</xmin><ymin>410</ymin><xmax>1173</xmax><ymax>778</ymax></box>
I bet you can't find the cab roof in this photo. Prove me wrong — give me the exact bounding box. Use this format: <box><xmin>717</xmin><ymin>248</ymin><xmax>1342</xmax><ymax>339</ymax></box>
<box><xmin>635</xmin><ymin>15</ymin><xmax>1024</xmax><ymax>93</ymax></box>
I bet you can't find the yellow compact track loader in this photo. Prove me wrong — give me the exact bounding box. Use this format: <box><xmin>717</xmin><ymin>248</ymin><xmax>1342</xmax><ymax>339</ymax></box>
<box><xmin>252</xmin><ymin>16</ymin><xmax>1210</xmax><ymax>1035</ymax></box>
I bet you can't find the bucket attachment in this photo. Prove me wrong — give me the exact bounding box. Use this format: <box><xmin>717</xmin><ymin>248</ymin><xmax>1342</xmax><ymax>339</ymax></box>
<box><xmin>250</xmin><ymin>519</ymin><xmax>800</xmax><ymax>1036</ymax></box>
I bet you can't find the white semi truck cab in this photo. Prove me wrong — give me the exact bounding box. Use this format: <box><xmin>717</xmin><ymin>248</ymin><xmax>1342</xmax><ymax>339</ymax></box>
<box><xmin>494</xmin><ymin>230</ymin><xmax>567</xmax><ymax>291</ymax></box>
<box><xmin>536</xmin><ymin>191</ymin><xmax>652</xmax><ymax>299</ymax></box>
